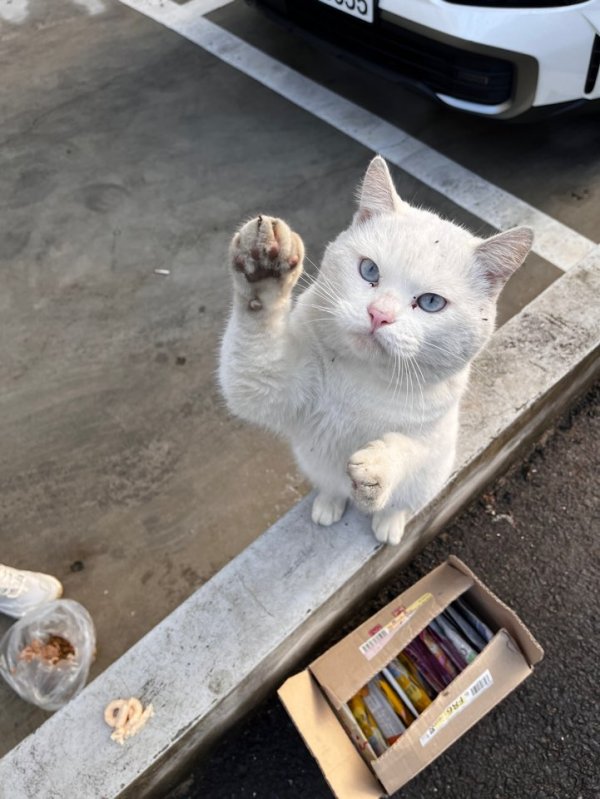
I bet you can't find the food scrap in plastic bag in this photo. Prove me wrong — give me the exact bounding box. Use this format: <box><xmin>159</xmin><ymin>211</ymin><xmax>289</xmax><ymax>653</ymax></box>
<box><xmin>104</xmin><ymin>697</ymin><xmax>154</xmax><ymax>744</ymax></box>
<box><xmin>0</xmin><ymin>599</ymin><xmax>96</xmax><ymax>711</ymax></box>
<box><xmin>18</xmin><ymin>635</ymin><xmax>76</xmax><ymax>666</ymax></box>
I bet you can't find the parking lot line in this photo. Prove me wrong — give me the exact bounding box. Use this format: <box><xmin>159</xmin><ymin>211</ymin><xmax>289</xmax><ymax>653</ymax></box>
<box><xmin>119</xmin><ymin>0</ymin><xmax>596</xmax><ymax>272</ymax></box>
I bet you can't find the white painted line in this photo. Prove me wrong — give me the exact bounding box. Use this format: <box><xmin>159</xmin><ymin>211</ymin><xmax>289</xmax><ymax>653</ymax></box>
<box><xmin>175</xmin><ymin>0</ymin><xmax>234</xmax><ymax>13</ymax></box>
<box><xmin>126</xmin><ymin>0</ymin><xmax>233</xmax><ymax>18</ymax></box>
<box><xmin>1</xmin><ymin>249</ymin><xmax>598</xmax><ymax>798</ymax></box>
<box><xmin>118</xmin><ymin>0</ymin><xmax>596</xmax><ymax>272</ymax></box>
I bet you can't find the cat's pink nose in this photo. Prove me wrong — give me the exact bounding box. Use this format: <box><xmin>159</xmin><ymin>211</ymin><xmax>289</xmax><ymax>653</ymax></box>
<box><xmin>368</xmin><ymin>304</ymin><xmax>395</xmax><ymax>332</ymax></box>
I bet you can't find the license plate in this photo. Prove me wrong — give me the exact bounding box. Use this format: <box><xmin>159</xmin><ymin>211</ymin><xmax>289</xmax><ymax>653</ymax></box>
<box><xmin>317</xmin><ymin>0</ymin><xmax>374</xmax><ymax>24</ymax></box>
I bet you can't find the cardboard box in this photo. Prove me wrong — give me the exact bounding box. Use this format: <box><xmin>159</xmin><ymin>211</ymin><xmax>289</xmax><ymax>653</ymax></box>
<box><xmin>278</xmin><ymin>556</ymin><xmax>543</xmax><ymax>798</ymax></box>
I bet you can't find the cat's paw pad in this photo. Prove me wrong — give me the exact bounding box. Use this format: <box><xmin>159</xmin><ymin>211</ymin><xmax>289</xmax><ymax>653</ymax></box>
<box><xmin>347</xmin><ymin>441</ymin><xmax>392</xmax><ymax>513</ymax></box>
<box><xmin>372</xmin><ymin>509</ymin><xmax>407</xmax><ymax>546</ymax></box>
<box><xmin>311</xmin><ymin>493</ymin><xmax>347</xmax><ymax>527</ymax></box>
<box><xmin>229</xmin><ymin>215</ymin><xmax>304</xmax><ymax>302</ymax></box>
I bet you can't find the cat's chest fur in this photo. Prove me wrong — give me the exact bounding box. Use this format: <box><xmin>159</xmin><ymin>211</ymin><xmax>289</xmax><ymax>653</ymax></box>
<box><xmin>291</xmin><ymin>347</ymin><xmax>462</xmax><ymax>465</ymax></box>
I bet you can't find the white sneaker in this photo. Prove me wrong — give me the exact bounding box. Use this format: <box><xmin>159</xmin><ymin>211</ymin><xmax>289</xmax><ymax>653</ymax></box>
<box><xmin>0</xmin><ymin>564</ymin><xmax>63</xmax><ymax>618</ymax></box>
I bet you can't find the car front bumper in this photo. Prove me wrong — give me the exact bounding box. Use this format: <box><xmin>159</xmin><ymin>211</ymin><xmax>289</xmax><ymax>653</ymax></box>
<box><xmin>250</xmin><ymin>0</ymin><xmax>600</xmax><ymax>118</ymax></box>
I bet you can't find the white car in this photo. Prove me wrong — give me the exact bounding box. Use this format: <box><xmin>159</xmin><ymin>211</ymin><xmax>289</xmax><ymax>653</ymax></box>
<box><xmin>249</xmin><ymin>0</ymin><xmax>600</xmax><ymax>118</ymax></box>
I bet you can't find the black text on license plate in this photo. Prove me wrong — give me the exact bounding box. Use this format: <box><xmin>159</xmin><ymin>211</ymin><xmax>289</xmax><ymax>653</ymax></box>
<box><xmin>317</xmin><ymin>0</ymin><xmax>374</xmax><ymax>24</ymax></box>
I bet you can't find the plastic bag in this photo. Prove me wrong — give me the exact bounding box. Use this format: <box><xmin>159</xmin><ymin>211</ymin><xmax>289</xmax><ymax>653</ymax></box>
<box><xmin>0</xmin><ymin>599</ymin><xmax>96</xmax><ymax>710</ymax></box>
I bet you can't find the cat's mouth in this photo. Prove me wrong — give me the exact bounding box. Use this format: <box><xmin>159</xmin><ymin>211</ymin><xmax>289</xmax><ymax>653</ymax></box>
<box><xmin>352</xmin><ymin>330</ymin><xmax>389</xmax><ymax>357</ymax></box>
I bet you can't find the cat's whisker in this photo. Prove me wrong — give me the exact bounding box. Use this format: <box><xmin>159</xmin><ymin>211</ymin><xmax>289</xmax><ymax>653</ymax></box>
<box><xmin>308</xmin><ymin>288</ymin><xmax>339</xmax><ymax>308</ymax></box>
<box><xmin>299</xmin><ymin>307</ymin><xmax>341</xmax><ymax>324</ymax></box>
<box><xmin>422</xmin><ymin>340</ymin><xmax>461</xmax><ymax>357</ymax></box>
<box><xmin>302</xmin><ymin>314</ymin><xmax>337</xmax><ymax>322</ymax></box>
<box><xmin>300</xmin><ymin>286</ymin><xmax>337</xmax><ymax>308</ymax></box>
<box><xmin>396</xmin><ymin>355</ymin><xmax>405</xmax><ymax>405</ymax></box>
<box><xmin>310</xmin><ymin>286</ymin><xmax>349</xmax><ymax>315</ymax></box>
<box><xmin>402</xmin><ymin>357</ymin><xmax>411</xmax><ymax>405</ymax></box>
<box><xmin>296</xmin><ymin>273</ymin><xmax>317</xmax><ymax>288</ymax></box>
<box><xmin>387</xmin><ymin>350</ymin><xmax>397</xmax><ymax>395</ymax></box>
<box><xmin>301</xmin><ymin>278</ymin><xmax>342</xmax><ymax>306</ymax></box>
<box><xmin>313</xmin><ymin>270</ymin><xmax>351</xmax><ymax>308</ymax></box>
<box><xmin>296</xmin><ymin>274</ymin><xmax>329</xmax><ymax>298</ymax></box>
<box><xmin>408</xmin><ymin>354</ymin><xmax>426</xmax><ymax>433</ymax></box>
<box><xmin>299</xmin><ymin>302</ymin><xmax>336</xmax><ymax>313</ymax></box>
<box><xmin>395</xmin><ymin>353</ymin><xmax>406</xmax><ymax>405</ymax></box>
<box><xmin>402</xmin><ymin>350</ymin><xmax>415</xmax><ymax>414</ymax></box>
<box><xmin>387</xmin><ymin>349</ymin><xmax>399</xmax><ymax>397</ymax></box>
<box><xmin>298</xmin><ymin>264</ymin><xmax>325</xmax><ymax>285</ymax></box>
<box><xmin>303</xmin><ymin>254</ymin><xmax>321</xmax><ymax>271</ymax></box>
<box><xmin>414</xmin><ymin>360</ymin><xmax>427</xmax><ymax>432</ymax></box>
<box><xmin>423</xmin><ymin>339</ymin><xmax>472</xmax><ymax>362</ymax></box>
<box><xmin>424</xmin><ymin>340</ymin><xmax>486</xmax><ymax>379</ymax></box>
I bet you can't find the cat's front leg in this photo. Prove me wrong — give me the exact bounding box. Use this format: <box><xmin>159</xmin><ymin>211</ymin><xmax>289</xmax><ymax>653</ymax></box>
<box><xmin>219</xmin><ymin>215</ymin><xmax>306</xmax><ymax>433</ymax></box>
<box><xmin>372</xmin><ymin>508</ymin><xmax>408</xmax><ymax>547</ymax></box>
<box><xmin>347</xmin><ymin>434</ymin><xmax>426</xmax><ymax>544</ymax></box>
<box><xmin>311</xmin><ymin>492</ymin><xmax>347</xmax><ymax>526</ymax></box>
<box><xmin>347</xmin><ymin>436</ymin><xmax>412</xmax><ymax>513</ymax></box>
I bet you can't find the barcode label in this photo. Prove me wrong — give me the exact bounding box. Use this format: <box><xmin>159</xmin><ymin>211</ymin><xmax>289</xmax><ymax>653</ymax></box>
<box><xmin>471</xmin><ymin>672</ymin><xmax>493</xmax><ymax>696</ymax></box>
<box><xmin>359</xmin><ymin>628</ymin><xmax>390</xmax><ymax>657</ymax></box>
<box><xmin>358</xmin><ymin>593</ymin><xmax>433</xmax><ymax>660</ymax></box>
<box><xmin>420</xmin><ymin>670</ymin><xmax>493</xmax><ymax>746</ymax></box>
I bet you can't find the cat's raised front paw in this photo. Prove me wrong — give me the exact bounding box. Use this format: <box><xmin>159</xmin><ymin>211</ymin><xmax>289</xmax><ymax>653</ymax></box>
<box><xmin>347</xmin><ymin>440</ymin><xmax>394</xmax><ymax>513</ymax></box>
<box><xmin>229</xmin><ymin>215</ymin><xmax>304</xmax><ymax>308</ymax></box>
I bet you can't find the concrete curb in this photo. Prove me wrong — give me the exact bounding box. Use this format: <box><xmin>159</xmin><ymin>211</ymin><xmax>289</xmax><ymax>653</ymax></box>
<box><xmin>0</xmin><ymin>248</ymin><xmax>598</xmax><ymax>798</ymax></box>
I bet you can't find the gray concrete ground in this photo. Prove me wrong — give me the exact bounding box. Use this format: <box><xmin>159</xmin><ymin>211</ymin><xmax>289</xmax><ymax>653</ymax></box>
<box><xmin>0</xmin><ymin>0</ymin><xmax>598</xmax><ymax>758</ymax></box>
<box><xmin>169</xmin><ymin>382</ymin><xmax>600</xmax><ymax>799</ymax></box>
<box><xmin>214</xmin><ymin>0</ymin><xmax>600</xmax><ymax>242</ymax></box>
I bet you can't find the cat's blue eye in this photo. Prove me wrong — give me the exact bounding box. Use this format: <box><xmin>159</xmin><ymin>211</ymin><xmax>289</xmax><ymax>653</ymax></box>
<box><xmin>417</xmin><ymin>293</ymin><xmax>447</xmax><ymax>313</ymax></box>
<box><xmin>359</xmin><ymin>258</ymin><xmax>380</xmax><ymax>284</ymax></box>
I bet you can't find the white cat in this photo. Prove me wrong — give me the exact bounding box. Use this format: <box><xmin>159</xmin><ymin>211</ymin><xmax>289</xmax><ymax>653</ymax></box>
<box><xmin>219</xmin><ymin>156</ymin><xmax>532</xmax><ymax>545</ymax></box>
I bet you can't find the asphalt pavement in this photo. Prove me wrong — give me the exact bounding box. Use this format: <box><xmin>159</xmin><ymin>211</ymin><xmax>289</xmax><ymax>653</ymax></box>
<box><xmin>168</xmin><ymin>381</ymin><xmax>599</xmax><ymax>799</ymax></box>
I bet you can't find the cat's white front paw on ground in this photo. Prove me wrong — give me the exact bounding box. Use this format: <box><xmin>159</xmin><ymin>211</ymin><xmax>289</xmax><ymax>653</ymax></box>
<box><xmin>229</xmin><ymin>215</ymin><xmax>304</xmax><ymax>307</ymax></box>
<box><xmin>372</xmin><ymin>509</ymin><xmax>407</xmax><ymax>546</ymax></box>
<box><xmin>311</xmin><ymin>493</ymin><xmax>347</xmax><ymax>526</ymax></box>
<box><xmin>347</xmin><ymin>440</ymin><xmax>393</xmax><ymax>513</ymax></box>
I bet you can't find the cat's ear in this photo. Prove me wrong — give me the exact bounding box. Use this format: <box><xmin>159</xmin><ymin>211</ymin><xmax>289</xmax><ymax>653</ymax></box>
<box><xmin>472</xmin><ymin>227</ymin><xmax>533</xmax><ymax>296</ymax></box>
<box><xmin>354</xmin><ymin>156</ymin><xmax>404</xmax><ymax>224</ymax></box>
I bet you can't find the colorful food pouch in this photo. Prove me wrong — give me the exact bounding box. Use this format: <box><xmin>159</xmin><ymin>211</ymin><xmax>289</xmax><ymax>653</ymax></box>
<box><xmin>363</xmin><ymin>680</ymin><xmax>407</xmax><ymax>745</ymax></box>
<box><xmin>419</xmin><ymin>627</ymin><xmax>462</xmax><ymax>678</ymax></box>
<box><xmin>398</xmin><ymin>652</ymin><xmax>437</xmax><ymax>700</ymax></box>
<box><xmin>453</xmin><ymin>596</ymin><xmax>494</xmax><ymax>644</ymax></box>
<box><xmin>376</xmin><ymin>673</ymin><xmax>415</xmax><ymax>727</ymax></box>
<box><xmin>425</xmin><ymin>620</ymin><xmax>468</xmax><ymax>672</ymax></box>
<box><xmin>444</xmin><ymin>603</ymin><xmax>487</xmax><ymax>652</ymax></box>
<box><xmin>385</xmin><ymin>658</ymin><xmax>432</xmax><ymax>714</ymax></box>
<box><xmin>404</xmin><ymin>638</ymin><xmax>452</xmax><ymax>694</ymax></box>
<box><xmin>432</xmin><ymin>614</ymin><xmax>478</xmax><ymax>664</ymax></box>
<box><xmin>348</xmin><ymin>691</ymin><xmax>388</xmax><ymax>756</ymax></box>
<box><xmin>337</xmin><ymin>703</ymin><xmax>378</xmax><ymax>762</ymax></box>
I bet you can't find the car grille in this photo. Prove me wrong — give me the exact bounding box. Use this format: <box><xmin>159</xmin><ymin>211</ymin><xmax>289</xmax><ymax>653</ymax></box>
<box><xmin>251</xmin><ymin>0</ymin><xmax>514</xmax><ymax>106</ymax></box>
